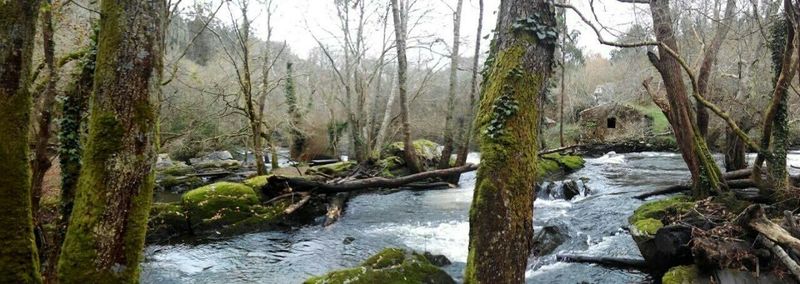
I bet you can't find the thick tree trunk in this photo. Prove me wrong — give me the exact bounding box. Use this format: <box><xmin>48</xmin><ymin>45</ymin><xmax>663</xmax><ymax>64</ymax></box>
<box><xmin>647</xmin><ymin>0</ymin><xmax>724</xmax><ymax>199</ymax></box>
<box><xmin>725</xmin><ymin>128</ymin><xmax>748</xmax><ymax>171</ymax></box>
<box><xmin>390</xmin><ymin>0</ymin><xmax>422</xmax><ymax>173</ymax></box>
<box><xmin>58</xmin><ymin>0</ymin><xmax>164</xmax><ymax>282</ymax></box>
<box><xmin>285</xmin><ymin>62</ymin><xmax>306</xmax><ymax>161</ymax></box>
<box><xmin>454</xmin><ymin>0</ymin><xmax>484</xmax><ymax>169</ymax></box>
<box><xmin>465</xmin><ymin>0</ymin><xmax>556</xmax><ymax>282</ymax></box>
<box><xmin>0</xmin><ymin>1</ymin><xmax>42</xmax><ymax>282</ymax></box>
<box><xmin>438</xmin><ymin>0</ymin><xmax>464</xmax><ymax>169</ymax></box>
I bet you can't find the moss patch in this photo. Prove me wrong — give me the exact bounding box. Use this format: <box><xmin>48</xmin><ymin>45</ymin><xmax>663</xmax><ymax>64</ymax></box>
<box><xmin>304</xmin><ymin>248</ymin><xmax>455</xmax><ymax>284</ymax></box>
<box><xmin>181</xmin><ymin>182</ymin><xmax>259</xmax><ymax>231</ymax></box>
<box><xmin>629</xmin><ymin>196</ymin><xmax>693</xmax><ymax>225</ymax></box>
<box><xmin>382</xmin><ymin>139</ymin><xmax>442</xmax><ymax>169</ymax></box>
<box><xmin>633</xmin><ymin>218</ymin><xmax>664</xmax><ymax>235</ymax></box>
<box><xmin>662</xmin><ymin>265</ymin><xmax>699</xmax><ymax>284</ymax></box>
<box><xmin>306</xmin><ymin>161</ymin><xmax>356</xmax><ymax>176</ymax></box>
<box><xmin>537</xmin><ymin>153</ymin><xmax>585</xmax><ymax>178</ymax></box>
<box><xmin>159</xmin><ymin>165</ymin><xmax>194</xmax><ymax>176</ymax></box>
<box><xmin>147</xmin><ymin>203</ymin><xmax>189</xmax><ymax>243</ymax></box>
<box><xmin>243</xmin><ymin>175</ymin><xmax>271</xmax><ymax>191</ymax></box>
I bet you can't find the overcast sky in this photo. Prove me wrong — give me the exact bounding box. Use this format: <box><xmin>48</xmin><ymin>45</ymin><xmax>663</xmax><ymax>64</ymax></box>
<box><xmin>213</xmin><ymin>0</ymin><xmax>652</xmax><ymax>61</ymax></box>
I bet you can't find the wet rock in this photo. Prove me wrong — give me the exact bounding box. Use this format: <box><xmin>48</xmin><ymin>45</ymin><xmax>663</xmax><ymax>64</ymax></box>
<box><xmin>190</xmin><ymin>151</ymin><xmax>241</xmax><ymax>170</ymax></box>
<box><xmin>182</xmin><ymin>182</ymin><xmax>260</xmax><ymax>232</ymax></box>
<box><xmin>422</xmin><ymin>252</ymin><xmax>451</xmax><ymax>267</ymax></box>
<box><xmin>382</xmin><ymin>139</ymin><xmax>442</xmax><ymax>170</ymax></box>
<box><xmin>533</xmin><ymin>225</ymin><xmax>567</xmax><ymax>256</ymax></box>
<box><xmin>306</xmin><ymin>161</ymin><xmax>356</xmax><ymax>177</ymax></box>
<box><xmin>628</xmin><ymin>196</ymin><xmax>695</xmax><ymax>270</ymax></box>
<box><xmin>157</xmin><ymin>175</ymin><xmax>203</xmax><ymax>193</ymax></box>
<box><xmin>342</xmin><ymin>236</ymin><xmax>355</xmax><ymax>245</ymax></box>
<box><xmin>304</xmin><ymin>248</ymin><xmax>455</xmax><ymax>284</ymax></box>
<box><xmin>562</xmin><ymin>180</ymin><xmax>581</xmax><ymax>200</ymax></box>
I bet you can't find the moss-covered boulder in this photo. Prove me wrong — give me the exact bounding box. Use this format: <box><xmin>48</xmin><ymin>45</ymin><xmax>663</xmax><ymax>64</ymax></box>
<box><xmin>181</xmin><ymin>182</ymin><xmax>259</xmax><ymax>232</ymax></box>
<box><xmin>304</xmin><ymin>248</ymin><xmax>455</xmax><ymax>284</ymax></box>
<box><xmin>662</xmin><ymin>265</ymin><xmax>700</xmax><ymax>284</ymax></box>
<box><xmin>377</xmin><ymin>156</ymin><xmax>407</xmax><ymax>177</ymax></box>
<box><xmin>382</xmin><ymin>139</ymin><xmax>442</xmax><ymax>170</ymax></box>
<box><xmin>306</xmin><ymin>161</ymin><xmax>356</xmax><ymax>177</ymax></box>
<box><xmin>147</xmin><ymin>203</ymin><xmax>190</xmax><ymax>243</ymax></box>
<box><xmin>157</xmin><ymin>175</ymin><xmax>203</xmax><ymax>193</ymax></box>
<box><xmin>538</xmin><ymin>153</ymin><xmax>585</xmax><ymax>179</ymax></box>
<box><xmin>629</xmin><ymin>196</ymin><xmax>694</xmax><ymax>270</ymax></box>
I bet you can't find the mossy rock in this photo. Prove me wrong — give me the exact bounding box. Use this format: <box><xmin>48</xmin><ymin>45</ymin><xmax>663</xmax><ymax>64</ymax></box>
<box><xmin>662</xmin><ymin>265</ymin><xmax>700</xmax><ymax>284</ymax></box>
<box><xmin>304</xmin><ymin>248</ymin><xmax>455</xmax><ymax>284</ymax></box>
<box><xmin>147</xmin><ymin>203</ymin><xmax>190</xmax><ymax>244</ymax></box>
<box><xmin>306</xmin><ymin>161</ymin><xmax>356</xmax><ymax>177</ymax></box>
<box><xmin>377</xmin><ymin>156</ymin><xmax>406</xmax><ymax>177</ymax></box>
<box><xmin>159</xmin><ymin>165</ymin><xmax>195</xmax><ymax>176</ymax></box>
<box><xmin>157</xmin><ymin>175</ymin><xmax>203</xmax><ymax>192</ymax></box>
<box><xmin>181</xmin><ymin>182</ymin><xmax>259</xmax><ymax>232</ymax></box>
<box><xmin>633</xmin><ymin>218</ymin><xmax>664</xmax><ymax>236</ymax></box>
<box><xmin>382</xmin><ymin>139</ymin><xmax>442</xmax><ymax>169</ymax></box>
<box><xmin>628</xmin><ymin>196</ymin><xmax>693</xmax><ymax>225</ymax></box>
<box><xmin>217</xmin><ymin>200</ymin><xmax>291</xmax><ymax>236</ymax></box>
<box><xmin>537</xmin><ymin>153</ymin><xmax>585</xmax><ymax>179</ymax></box>
<box><xmin>243</xmin><ymin>175</ymin><xmax>271</xmax><ymax>191</ymax></box>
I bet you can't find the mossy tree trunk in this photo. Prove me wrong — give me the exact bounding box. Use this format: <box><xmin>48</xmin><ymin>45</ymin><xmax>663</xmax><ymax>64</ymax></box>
<box><xmin>390</xmin><ymin>0</ymin><xmax>422</xmax><ymax>173</ymax></box>
<box><xmin>57</xmin><ymin>0</ymin><xmax>164</xmax><ymax>282</ymax></box>
<box><xmin>285</xmin><ymin>62</ymin><xmax>307</xmax><ymax>161</ymax></box>
<box><xmin>646</xmin><ymin>0</ymin><xmax>724</xmax><ymax>199</ymax></box>
<box><xmin>0</xmin><ymin>0</ymin><xmax>42</xmax><ymax>282</ymax></box>
<box><xmin>464</xmin><ymin>0</ymin><xmax>556</xmax><ymax>282</ymax></box>
<box><xmin>437</xmin><ymin>0</ymin><xmax>464</xmax><ymax>169</ymax></box>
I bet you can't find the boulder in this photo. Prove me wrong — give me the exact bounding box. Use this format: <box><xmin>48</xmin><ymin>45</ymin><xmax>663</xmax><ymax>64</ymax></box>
<box><xmin>382</xmin><ymin>139</ymin><xmax>442</xmax><ymax>170</ymax></box>
<box><xmin>304</xmin><ymin>248</ymin><xmax>455</xmax><ymax>284</ymax></box>
<box><xmin>147</xmin><ymin>203</ymin><xmax>190</xmax><ymax>244</ymax></box>
<box><xmin>306</xmin><ymin>161</ymin><xmax>356</xmax><ymax>177</ymax></box>
<box><xmin>190</xmin><ymin>151</ymin><xmax>241</xmax><ymax>170</ymax></box>
<box><xmin>181</xmin><ymin>182</ymin><xmax>259</xmax><ymax>232</ymax></box>
<box><xmin>422</xmin><ymin>252</ymin><xmax>451</xmax><ymax>267</ymax></box>
<box><xmin>628</xmin><ymin>196</ymin><xmax>695</xmax><ymax>270</ymax></box>
<box><xmin>533</xmin><ymin>225</ymin><xmax>567</xmax><ymax>256</ymax></box>
<box><xmin>562</xmin><ymin>180</ymin><xmax>581</xmax><ymax>200</ymax></box>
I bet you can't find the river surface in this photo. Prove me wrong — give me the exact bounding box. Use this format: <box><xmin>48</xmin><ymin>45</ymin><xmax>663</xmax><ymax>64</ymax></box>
<box><xmin>140</xmin><ymin>151</ymin><xmax>800</xmax><ymax>283</ymax></box>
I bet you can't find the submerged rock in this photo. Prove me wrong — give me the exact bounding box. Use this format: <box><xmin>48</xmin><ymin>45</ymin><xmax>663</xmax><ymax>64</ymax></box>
<box><xmin>304</xmin><ymin>248</ymin><xmax>455</xmax><ymax>284</ymax></box>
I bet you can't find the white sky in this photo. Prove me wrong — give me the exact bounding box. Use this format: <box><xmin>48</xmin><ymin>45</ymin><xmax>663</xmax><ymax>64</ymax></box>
<box><xmin>212</xmin><ymin>0</ymin><xmax>651</xmax><ymax>60</ymax></box>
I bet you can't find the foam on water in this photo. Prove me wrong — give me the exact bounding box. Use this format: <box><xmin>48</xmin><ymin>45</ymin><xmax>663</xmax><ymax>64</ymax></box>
<box><xmin>589</xmin><ymin>151</ymin><xmax>625</xmax><ymax>164</ymax></box>
<box><xmin>365</xmin><ymin>221</ymin><xmax>470</xmax><ymax>263</ymax></box>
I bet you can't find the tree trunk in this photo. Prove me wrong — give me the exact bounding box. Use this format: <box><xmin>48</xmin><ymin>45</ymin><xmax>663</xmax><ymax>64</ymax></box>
<box><xmin>724</xmin><ymin>128</ymin><xmax>748</xmax><ymax>171</ymax></box>
<box><xmin>373</xmin><ymin>73</ymin><xmax>396</xmax><ymax>156</ymax></box>
<box><xmin>57</xmin><ymin>0</ymin><xmax>163</xmax><ymax>281</ymax></box>
<box><xmin>0</xmin><ymin>0</ymin><xmax>42</xmax><ymax>282</ymax></box>
<box><xmin>390</xmin><ymin>0</ymin><xmax>422</xmax><ymax>173</ymax></box>
<box><xmin>647</xmin><ymin>0</ymin><xmax>724</xmax><ymax>199</ymax></box>
<box><xmin>31</xmin><ymin>3</ymin><xmax>57</xmax><ymax>221</ymax></box>
<box><xmin>438</xmin><ymin>0</ymin><xmax>464</xmax><ymax>169</ymax></box>
<box><xmin>695</xmin><ymin>0</ymin><xmax>736</xmax><ymax>139</ymax></box>
<box><xmin>465</xmin><ymin>0</ymin><xmax>556</xmax><ymax>282</ymax></box>
<box><xmin>454</xmin><ymin>0</ymin><xmax>484</xmax><ymax>169</ymax></box>
<box><xmin>285</xmin><ymin>62</ymin><xmax>306</xmax><ymax>161</ymax></box>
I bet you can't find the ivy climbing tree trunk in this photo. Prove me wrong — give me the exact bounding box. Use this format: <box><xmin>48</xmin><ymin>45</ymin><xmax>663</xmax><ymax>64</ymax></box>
<box><xmin>285</xmin><ymin>62</ymin><xmax>306</xmax><ymax>161</ymax></box>
<box><xmin>57</xmin><ymin>0</ymin><xmax>164</xmax><ymax>282</ymax></box>
<box><xmin>465</xmin><ymin>0</ymin><xmax>556</xmax><ymax>282</ymax></box>
<box><xmin>0</xmin><ymin>0</ymin><xmax>42</xmax><ymax>282</ymax></box>
<box><xmin>390</xmin><ymin>0</ymin><xmax>422</xmax><ymax>173</ymax></box>
<box><xmin>646</xmin><ymin>0</ymin><xmax>724</xmax><ymax>199</ymax></box>
<box><xmin>438</xmin><ymin>0</ymin><xmax>464</xmax><ymax>169</ymax></box>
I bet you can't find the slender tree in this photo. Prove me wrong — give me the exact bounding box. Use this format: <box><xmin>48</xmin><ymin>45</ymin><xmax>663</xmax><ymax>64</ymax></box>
<box><xmin>465</xmin><ymin>0</ymin><xmax>556</xmax><ymax>282</ymax></box>
<box><xmin>58</xmin><ymin>0</ymin><xmax>164</xmax><ymax>281</ymax></box>
<box><xmin>390</xmin><ymin>0</ymin><xmax>422</xmax><ymax>173</ymax></box>
<box><xmin>454</xmin><ymin>0</ymin><xmax>484</xmax><ymax>168</ymax></box>
<box><xmin>285</xmin><ymin>62</ymin><xmax>306</xmax><ymax>160</ymax></box>
<box><xmin>0</xmin><ymin>0</ymin><xmax>42</xmax><ymax>282</ymax></box>
<box><xmin>438</xmin><ymin>0</ymin><xmax>464</xmax><ymax>169</ymax></box>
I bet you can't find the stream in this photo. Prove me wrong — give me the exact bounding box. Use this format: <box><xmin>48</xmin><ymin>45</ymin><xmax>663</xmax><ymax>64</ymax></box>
<box><xmin>140</xmin><ymin>151</ymin><xmax>800</xmax><ymax>283</ymax></box>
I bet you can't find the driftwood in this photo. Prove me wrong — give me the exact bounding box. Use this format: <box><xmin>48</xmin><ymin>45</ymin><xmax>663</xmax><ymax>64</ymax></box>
<box><xmin>722</xmin><ymin>168</ymin><xmax>753</xmax><ymax>180</ymax></box>
<box><xmin>556</xmin><ymin>253</ymin><xmax>648</xmax><ymax>269</ymax></box>
<box><xmin>738</xmin><ymin>204</ymin><xmax>800</xmax><ymax>254</ymax></box>
<box><xmin>634</xmin><ymin>184</ymin><xmax>690</xmax><ymax>200</ymax></box>
<box><xmin>727</xmin><ymin>179</ymin><xmax>756</xmax><ymax>189</ymax></box>
<box><xmin>785</xmin><ymin>211</ymin><xmax>800</xmax><ymax>237</ymax></box>
<box><xmin>283</xmin><ymin>193</ymin><xmax>312</xmax><ymax>215</ymax></box>
<box><xmin>270</xmin><ymin>163</ymin><xmax>479</xmax><ymax>193</ymax></box>
<box><xmin>758</xmin><ymin>235</ymin><xmax>800</xmax><ymax>283</ymax></box>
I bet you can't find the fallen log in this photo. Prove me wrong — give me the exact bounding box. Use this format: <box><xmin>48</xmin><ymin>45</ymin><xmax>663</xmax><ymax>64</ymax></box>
<box><xmin>757</xmin><ymin>235</ymin><xmax>800</xmax><ymax>283</ymax></box>
<box><xmin>785</xmin><ymin>211</ymin><xmax>800</xmax><ymax>237</ymax></box>
<box><xmin>556</xmin><ymin>253</ymin><xmax>648</xmax><ymax>270</ymax></box>
<box><xmin>737</xmin><ymin>204</ymin><xmax>800</xmax><ymax>254</ymax></box>
<box><xmin>538</xmin><ymin>144</ymin><xmax>583</xmax><ymax>155</ymax></box>
<box><xmin>270</xmin><ymin>163</ymin><xmax>479</xmax><ymax>193</ymax></box>
<box><xmin>284</xmin><ymin>193</ymin><xmax>312</xmax><ymax>215</ymax></box>
<box><xmin>634</xmin><ymin>184</ymin><xmax>690</xmax><ymax>200</ymax></box>
<box><xmin>727</xmin><ymin>179</ymin><xmax>756</xmax><ymax>189</ymax></box>
<box><xmin>723</xmin><ymin>168</ymin><xmax>753</xmax><ymax>180</ymax></box>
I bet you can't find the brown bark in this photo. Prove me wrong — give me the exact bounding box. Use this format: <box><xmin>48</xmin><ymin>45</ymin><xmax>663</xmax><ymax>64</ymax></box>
<box><xmin>647</xmin><ymin>0</ymin><xmax>725</xmax><ymax>199</ymax></box>
<box><xmin>31</xmin><ymin>3</ymin><xmax>57</xmax><ymax>220</ymax></box>
<box><xmin>695</xmin><ymin>0</ymin><xmax>736</xmax><ymax>138</ymax></box>
<box><xmin>454</xmin><ymin>0</ymin><xmax>484</xmax><ymax>169</ymax></box>
<box><xmin>390</xmin><ymin>0</ymin><xmax>422</xmax><ymax>173</ymax></box>
<box><xmin>0</xmin><ymin>0</ymin><xmax>42</xmax><ymax>282</ymax></box>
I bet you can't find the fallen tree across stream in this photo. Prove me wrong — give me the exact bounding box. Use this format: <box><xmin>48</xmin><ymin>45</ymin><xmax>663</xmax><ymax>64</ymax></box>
<box><xmin>268</xmin><ymin>163</ymin><xmax>479</xmax><ymax>193</ymax></box>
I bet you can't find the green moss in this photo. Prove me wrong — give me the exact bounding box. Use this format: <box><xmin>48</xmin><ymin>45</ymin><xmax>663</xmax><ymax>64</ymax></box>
<box><xmin>158</xmin><ymin>175</ymin><xmax>202</xmax><ymax>190</ymax></box>
<box><xmin>218</xmin><ymin>201</ymin><xmax>289</xmax><ymax>235</ymax></box>
<box><xmin>537</xmin><ymin>158</ymin><xmax>561</xmax><ymax>178</ymax></box>
<box><xmin>306</xmin><ymin>161</ymin><xmax>356</xmax><ymax>176</ymax></box>
<box><xmin>382</xmin><ymin>139</ymin><xmax>442</xmax><ymax>162</ymax></box>
<box><xmin>629</xmin><ymin>196</ymin><xmax>693</xmax><ymax>225</ymax></box>
<box><xmin>304</xmin><ymin>248</ymin><xmax>455</xmax><ymax>284</ymax></box>
<box><xmin>662</xmin><ymin>265</ymin><xmax>699</xmax><ymax>284</ymax></box>
<box><xmin>633</xmin><ymin>218</ymin><xmax>663</xmax><ymax>235</ymax></box>
<box><xmin>243</xmin><ymin>175</ymin><xmax>271</xmax><ymax>190</ymax></box>
<box><xmin>181</xmin><ymin>182</ymin><xmax>259</xmax><ymax>231</ymax></box>
<box><xmin>160</xmin><ymin>165</ymin><xmax>194</xmax><ymax>176</ymax></box>
<box><xmin>147</xmin><ymin>203</ymin><xmax>189</xmax><ymax>243</ymax></box>
<box><xmin>537</xmin><ymin>154</ymin><xmax>585</xmax><ymax>178</ymax></box>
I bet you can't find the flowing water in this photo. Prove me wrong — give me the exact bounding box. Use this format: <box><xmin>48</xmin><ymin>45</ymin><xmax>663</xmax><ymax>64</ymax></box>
<box><xmin>141</xmin><ymin>151</ymin><xmax>800</xmax><ymax>283</ymax></box>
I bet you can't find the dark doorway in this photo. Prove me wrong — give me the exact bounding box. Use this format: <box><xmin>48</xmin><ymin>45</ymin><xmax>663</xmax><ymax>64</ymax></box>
<box><xmin>607</xmin><ymin>117</ymin><xmax>617</xmax><ymax>128</ymax></box>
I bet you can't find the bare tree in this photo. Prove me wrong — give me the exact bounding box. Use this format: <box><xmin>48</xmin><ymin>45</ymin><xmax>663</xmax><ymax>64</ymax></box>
<box><xmin>454</xmin><ymin>0</ymin><xmax>484</xmax><ymax>168</ymax></box>
<box><xmin>437</xmin><ymin>0</ymin><xmax>464</xmax><ymax>169</ymax></box>
<box><xmin>391</xmin><ymin>0</ymin><xmax>423</xmax><ymax>173</ymax></box>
